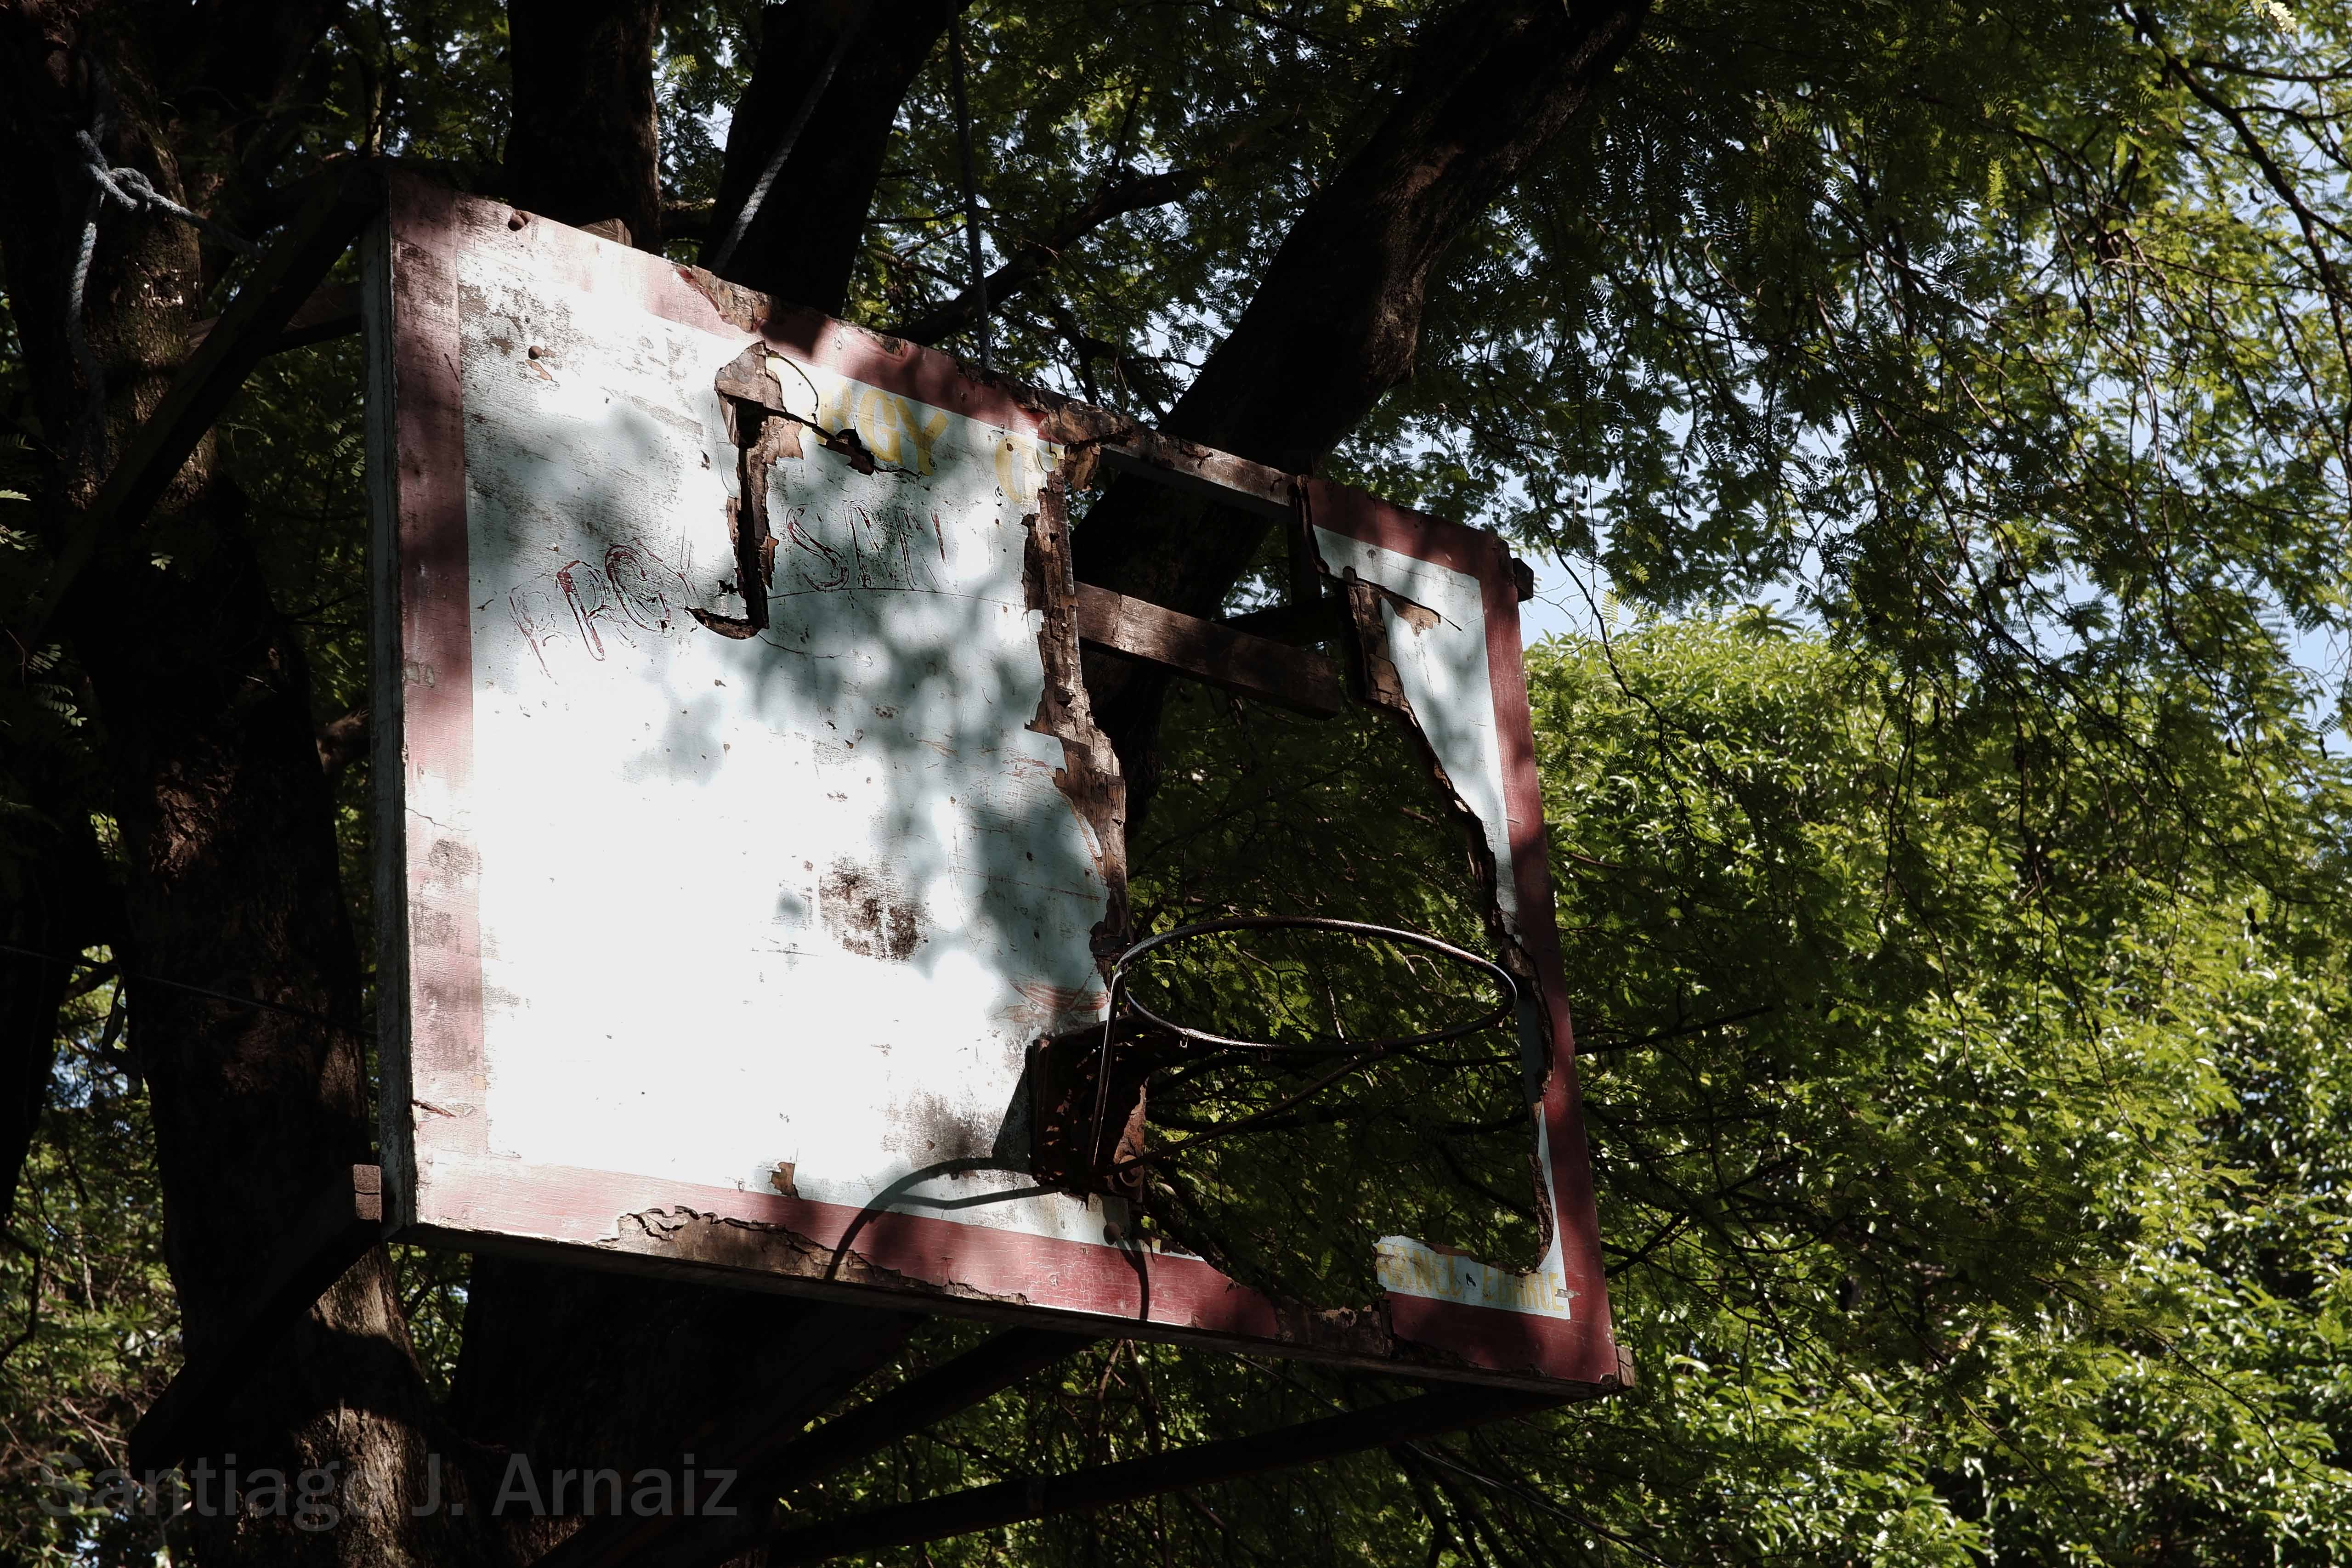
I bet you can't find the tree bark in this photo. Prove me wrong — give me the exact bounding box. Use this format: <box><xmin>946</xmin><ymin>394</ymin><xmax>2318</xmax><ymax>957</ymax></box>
<box><xmin>74</xmin><ymin>482</ymin><xmax>478</xmax><ymax>1566</ymax></box>
<box><xmin>0</xmin><ymin>8</ymin><xmax>476</xmax><ymax>1564</ymax></box>
<box><xmin>1070</xmin><ymin>0</ymin><xmax>1650</xmax><ymax>802</ymax></box>
<box><xmin>705</xmin><ymin>0</ymin><xmax>966</xmax><ymax>312</ymax></box>
<box><xmin>506</xmin><ymin>0</ymin><xmax>664</xmax><ymax>249</ymax></box>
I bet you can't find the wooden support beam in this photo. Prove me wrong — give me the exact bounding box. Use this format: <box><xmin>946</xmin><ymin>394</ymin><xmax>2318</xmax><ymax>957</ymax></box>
<box><xmin>128</xmin><ymin>1164</ymin><xmax>385</xmax><ymax>1477</ymax></box>
<box><xmin>1096</xmin><ymin>436</ymin><xmax>1296</xmax><ymax>521</ymax></box>
<box><xmin>1077</xmin><ymin>583</ymin><xmax>1345</xmax><ymax>718</ymax></box>
<box><xmin>765</xmin><ymin>1384</ymin><xmax>1565</xmax><ymax>1565</ymax></box>
<box><xmin>16</xmin><ymin>162</ymin><xmax>385</xmax><ymax>649</ymax></box>
<box><xmin>186</xmin><ymin>281</ymin><xmax>363</xmax><ymax>356</ymax></box>
<box><xmin>535</xmin><ymin>1327</ymin><xmax>1093</xmax><ymax>1568</ymax></box>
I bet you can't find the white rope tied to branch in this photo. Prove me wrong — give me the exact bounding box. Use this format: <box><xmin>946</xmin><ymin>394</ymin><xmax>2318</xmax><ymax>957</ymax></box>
<box><xmin>63</xmin><ymin>69</ymin><xmax>260</xmax><ymax>467</ymax></box>
<box><xmin>72</xmin><ymin>130</ymin><xmax>261</xmax><ymax>260</ymax></box>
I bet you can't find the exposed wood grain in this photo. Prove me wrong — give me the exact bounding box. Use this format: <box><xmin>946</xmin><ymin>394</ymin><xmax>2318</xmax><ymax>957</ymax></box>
<box><xmin>374</xmin><ymin>172</ymin><xmax>491</xmax><ymax>1184</ymax></box>
<box><xmin>1076</xmin><ymin>583</ymin><xmax>1345</xmax><ymax>719</ymax></box>
<box><xmin>1096</xmin><ymin>436</ymin><xmax>1295</xmax><ymax>521</ymax></box>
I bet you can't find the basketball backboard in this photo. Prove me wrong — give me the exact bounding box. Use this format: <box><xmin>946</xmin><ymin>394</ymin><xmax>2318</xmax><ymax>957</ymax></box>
<box><xmin>364</xmin><ymin>173</ymin><xmax>1623</xmax><ymax>1394</ymax></box>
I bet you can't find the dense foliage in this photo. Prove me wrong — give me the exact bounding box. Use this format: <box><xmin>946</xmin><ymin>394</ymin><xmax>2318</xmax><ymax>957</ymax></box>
<box><xmin>13</xmin><ymin>619</ymin><xmax>2352</xmax><ymax>1563</ymax></box>
<box><xmin>6</xmin><ymin>0</ymin><xmax>2352</xmax><ymax>1562</ymax></box>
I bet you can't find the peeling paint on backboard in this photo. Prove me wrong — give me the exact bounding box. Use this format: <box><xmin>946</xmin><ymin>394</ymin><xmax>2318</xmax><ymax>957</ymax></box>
<box><xmin>436</xmin><ymin>224</ymin><xmax>1118</xmax><ymax>1216</ymax></box>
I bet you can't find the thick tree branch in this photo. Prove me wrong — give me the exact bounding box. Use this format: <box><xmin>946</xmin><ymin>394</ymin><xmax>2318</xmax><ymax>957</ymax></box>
<box><xmin>0</xmin><ymin>798</ymin><xmax>109</xmax><ymax>1226</ymax></box>
<box><xmin>153</xmin><ymin>0</ymin><xmax>351</xmax><ymax>265</ymax></box>
<box><xmin>315</xmin><ymin>702</ymin><xmax>368</xmax><ymax>776</ymax></box>
<box><xmin>1071</xmin><ymin>0</ymin><xmax>1652</xmax><ymax>803</ymax></box>
<box><xmin>707</xmin><ymin>0</ymin><xmax>966</xmax><ymax>312</ymax></box>
<box><xmin>663</xmin><ymin>193</ymin><xmax>716</xmax><ymax>243</ymax></box>
<box><xmin>0</xmin><ymin>11</ymin><xmax>476</xmax><ymax>1562</ymax></box>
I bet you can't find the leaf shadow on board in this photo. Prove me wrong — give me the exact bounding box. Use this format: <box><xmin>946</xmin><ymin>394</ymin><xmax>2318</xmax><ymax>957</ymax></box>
<box><xmin>453</xmin><ymin>293</ymin><xmax>1110</xmax><ymax>1231</ymax></box>
<box><xmin>448</xmin><ymin>284</ymin><xmax>1546</xmax><ymax>1316</ymax></box>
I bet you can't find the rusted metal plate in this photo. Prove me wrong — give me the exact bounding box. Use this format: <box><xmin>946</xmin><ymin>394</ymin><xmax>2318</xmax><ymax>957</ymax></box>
<box><xmin>367</xmin><ymin>174</ymin><xmax>1621</xmax><ymax>1396</ymax></box>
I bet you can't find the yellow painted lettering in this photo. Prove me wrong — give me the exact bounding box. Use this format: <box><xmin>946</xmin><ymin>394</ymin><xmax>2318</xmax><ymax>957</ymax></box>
<box><xmin>907</xmin><ymin>406</ymin><xmax>950</xmax><ymax>474</ymax></box>
<box><xmin>814</xmin><ymin>377</ymin><xmax>849</xmax><ymax>437</ymax></box>
<box><xmin>856</xmin><ymin>388</ymin><xmax>904</xmax><ymax>465</ymax></box>
<box><xmin>994</xmin><ymin>436</ymin><xmax>1034</xmax><ymax>499</ymax></box>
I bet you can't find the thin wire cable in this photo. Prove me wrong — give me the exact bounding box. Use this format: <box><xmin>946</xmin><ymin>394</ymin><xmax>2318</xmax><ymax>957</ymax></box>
<box><xmin>708</xmin><ymin>2</ymin><xmax>875</xmax><ymax>275</ymax></box>
<box><xmin>0</xmin><ymin>940</ymin><xmax>363</xmax><ymax>1035</ymax></box>
<box><xmin>948</xmin><ymin>14</ymin><xmax>992</xmax><ymax>372</ymax></box>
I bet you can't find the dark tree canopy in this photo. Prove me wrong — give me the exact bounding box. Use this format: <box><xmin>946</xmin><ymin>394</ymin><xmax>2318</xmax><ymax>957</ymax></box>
<box><xmin>4</xmin><ymin>0</ymin><xmax>2352</xmax><ymax>1563</ymax></box>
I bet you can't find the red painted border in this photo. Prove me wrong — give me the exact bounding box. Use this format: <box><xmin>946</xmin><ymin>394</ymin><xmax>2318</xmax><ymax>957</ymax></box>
<box><xmin>416</xmin><ymin>1155</ymin><xmax>1621</xmax><ymax>1386</ymax></box>
<box><xmin>1386</xmin><ymin>1292</ymin><xmax>1604</xmax><ymax>1378</ymax></box>
<box><xmin>757</xmin><ymin>304</ymin><xmax>1054</xmax><ymax>441</ymax></box>
<box><xmin>1303</xmin><ymin>479</ymin><xmax>1497</xmax><ymax>579</ymax></box>
<box><xmin>1476</xmin><ymin>540</ymin><xmax>1616</xmax><ymax>1362</ymax></box>
<box><xmin>381</xmin><ymin>182</ymin><xmax>1619</xmax><ymax>1390</ymax></box>
<box><xmin>385</xmin><ymin>175</ymin><xmax>488</xmax><ymax>1164</ymax></box>
<box><xmin>1300</xmin><ymin>478</ymin><xmax>1616</xmax><ymax>1363</ymax></box>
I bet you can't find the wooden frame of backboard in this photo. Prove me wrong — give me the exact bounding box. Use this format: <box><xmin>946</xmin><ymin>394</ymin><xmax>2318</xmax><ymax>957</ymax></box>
<box><xmin>362</xmin><ymin>171</ymin><xmax>1624</xmax><ymax>1398</ymax></box>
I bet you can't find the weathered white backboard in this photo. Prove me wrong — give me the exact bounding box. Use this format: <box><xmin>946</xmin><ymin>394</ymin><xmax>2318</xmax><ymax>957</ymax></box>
<box><xmin>365</xmin><ymin>174</ymin><xmax>1623</xmax><ymax>1393</ymax></box>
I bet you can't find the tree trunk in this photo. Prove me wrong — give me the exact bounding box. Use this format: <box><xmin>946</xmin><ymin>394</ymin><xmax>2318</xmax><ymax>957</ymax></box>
<box><xmin>1070</xmin><ymin>0</ymin><xmax>1650</xmax><ymax>802</ymax></box>
<box><xmin>506</xmin><ymin>0</ymin><xmax>665</xmax><ymax>249</ymax></box>
<box><xmin>71</xmin><ymin>483</ymin><xmax>477</xmax><ymax>1567</ymax></box>
<box><xmin>0</xmin><ymin>10</ymin><xmax>476</xmax><ymax>1564</ymax></box>
<box><xmin>704</xmin><ymin>0</ymin><xmax>966</xmax><ymax>311</ymax></box>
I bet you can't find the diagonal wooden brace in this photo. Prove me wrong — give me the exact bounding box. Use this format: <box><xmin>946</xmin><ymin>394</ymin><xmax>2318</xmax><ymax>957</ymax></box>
<box><xmin>766</xmin><ymin>1383</ymin><xmax>1567</xmax><ymax>1565</ymax></box>
<box><xmin>127</xmin><ymin>1163</ymin><xmax>386</xmax><ymax>1478</ymax></box>
<box><xmin>186</xmin><ymin>281</ymin><xmax>363</xmax><ymax>356</ymax></box>
<box><xmin>1076</xmin><ymin>583</ymin><xmax>1345</xmax><ymax>718</ymax></box>
<box><xmin>533</xmin><ymin>1326</ymin><xmax>1093</xmax><ymax>1568</ymax></box>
